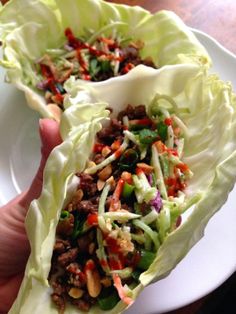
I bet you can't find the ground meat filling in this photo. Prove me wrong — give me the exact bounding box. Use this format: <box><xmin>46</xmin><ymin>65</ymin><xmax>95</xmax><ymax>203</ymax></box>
<box><xmin>36</xmin><ymin>26</ymin><xmax>157</xmax><ymax>110</ymax></box>
<box><xmin>49</xmin><ymin>104</ymin><xmax>190</xmax><ymax>313</ymax></box>
<box><xmin>49</xmin><ymin>105</ymin><xmax>148</xmax><ymax>312</ymax></box>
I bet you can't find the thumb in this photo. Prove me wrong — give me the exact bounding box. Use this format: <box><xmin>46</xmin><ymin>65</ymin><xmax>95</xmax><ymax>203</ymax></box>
<box><xmin>21</xmin><ymin>118</ymin><xmax>62</xmax><ymax>208</ymax></box>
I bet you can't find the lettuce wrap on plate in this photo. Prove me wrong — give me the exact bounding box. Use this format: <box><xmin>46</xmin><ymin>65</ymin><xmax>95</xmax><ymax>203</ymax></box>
<box><xmin>0</xmin><ymin>0</ymin><xmax>211</xmax><ymax>120</ymax></box>
<box><xmin>9</xmin><ymin>64</ymin><xmax>236</xmax><ymax>314</ymax></box>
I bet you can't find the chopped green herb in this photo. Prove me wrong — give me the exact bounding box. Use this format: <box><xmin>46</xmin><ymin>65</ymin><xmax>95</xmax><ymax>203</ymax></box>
<box><xmin>98</xmin><ymin>287</ymin><xmax>120</xmax><ymax>310</ymax></box>
<box><xmin>137</xmin><ymin>249</ymin><xmax>156</xmax><ymax>270</ymax></box>
<box><xmin>101</xmin><ymin>60</ymin><xmax>111</xmax><ymax>73</ymax></box>
<box><xmin>139</xmin><ymin>128</ymin><xmax>158</xmax><ymax>145</ymax></box>
<box><xmin>89</xmin><ymin>58</ymin><xmax>100</xmax><ymax>78</ymax></box>
<box><xmin>60</xmin><ymin>210</ymin><xmax>69</xmax><ymax>220</ymax></box>
<box><xmin>157</xmin><ymin>121</ymin><xmax>168</xmax><ymax>141</ymax></box>
<box><xmin>72</xmin><ymin>214</ymin><xmax>86</xmax><ymax>239</ymax></box>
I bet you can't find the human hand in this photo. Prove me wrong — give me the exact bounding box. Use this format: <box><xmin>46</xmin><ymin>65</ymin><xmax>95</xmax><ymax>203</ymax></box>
<box><xmin>0</xmin><ymin>118</ymin><xmax>61</xmax><ymax>314</ymax></box>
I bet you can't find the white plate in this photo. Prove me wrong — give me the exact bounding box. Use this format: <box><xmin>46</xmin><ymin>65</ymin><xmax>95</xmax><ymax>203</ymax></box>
<box><xmin>0</xmin><ymin>30</ymin><xmax>236</xmax><ymax>313</ymax></box>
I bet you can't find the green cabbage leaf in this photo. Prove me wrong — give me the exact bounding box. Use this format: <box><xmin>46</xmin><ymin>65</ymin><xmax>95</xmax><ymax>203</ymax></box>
<box><xmin>0</xmin><ymin>0</ymin><xmax>211</xmax><ymax>118</ymax></box>
<box><xmin>9</xmin><ymin>64</ymin><xmax>236</xmax><ymax>313</ymax></box>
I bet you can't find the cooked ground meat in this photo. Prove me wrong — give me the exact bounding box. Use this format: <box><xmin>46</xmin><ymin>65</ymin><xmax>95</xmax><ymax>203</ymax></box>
<box><xmin>51</xmin><ymin>293</ymin><xmax>66</xmax><ymax>314</ymax></box>
<box><xmin>96</xmin><ymin>118</ymin><xmax>123</xmax><ymax>144</ymax></box>
<box><xmin>71</xmin><ymin>299</ymin><xmax>91</xmax><ymax>312</ymax></box>
<box><xmin>117</xmin><ymin>104</ymin><xmax>147</xmax><ymax>121</ymax></box>
<box><xmin>77</xmin><ymin>231</ymin><xmax>94</xmax><ymax>252</ymax></box>
<box><xmin>77</xmin><ymin>173</ymin><xmax>98</xmax><ymax>198</ymax></box>
<box><xmin>57</xmin><ymin>248</ymin><xmax>79</xmax><ymax>267</ymax></box>
<box><xmin>56</xmin><ymin>214</ymin><xmax>74</xmax><ymax>237</ymax></box>
<box><xmin>54</xmin><ymin>239</ymin><xmax>71</xmax><ymax>254</ymax></box>
<box><xmin>51</xmin><ymin>280</ymin><xmax>66</xmax><ymax>296</ymax></box>
<box><xmin>77</xmin><ymin>200</ymin><xmax>97</xmax><ymax>214</ymax></box>
<box><xmin>93</xmin><ymin>153</ymin><xmax>105</xmax><ymax>164</ymax></box>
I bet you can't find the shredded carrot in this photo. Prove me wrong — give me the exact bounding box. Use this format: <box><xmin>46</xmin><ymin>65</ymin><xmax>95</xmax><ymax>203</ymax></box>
<box><xmin>109</xmin><ymin>179</ymin><xmax>124</xmax><ymax>211</ymax></box>
<box><xmin>113</xmin><ymin>274</ymin><xmax>134</xmax><ymax>305</ymax></box>
<box><xmin>136</xmin><ymin>162</ymin><xmax>154</xmax><ymax>175</ymax></box>
<box><xmin>121</xmin><ymin>171</ymin><xmax>133</xmax><ymax>184</ymax></box>
<box><xmin>111</xmin><ymin>139</ymin><xmax>121</xmax><ymax>151</ymax></box>
<box><xmin>153</xmin><ymin>140</ymin><xmax>167</xmax><ymax>153</ymax></box>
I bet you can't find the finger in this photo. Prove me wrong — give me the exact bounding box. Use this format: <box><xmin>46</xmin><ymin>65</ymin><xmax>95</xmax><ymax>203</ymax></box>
<box><xmin>0</xmin><ymin>272</ymin><xmax>24</xmax><ymax>313</ymax></box>
<box><xmin>39</xmin><ymin>118</ymin><xmax>62</xmax><ymax>161</ymax></box>
<box><xmin>21</xmin><ymin>118</ymin><xmax>62</xmax><ymax>208</ymax></box>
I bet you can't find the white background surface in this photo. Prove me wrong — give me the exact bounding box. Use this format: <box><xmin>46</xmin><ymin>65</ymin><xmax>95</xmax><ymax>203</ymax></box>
<box><xmin>0</xmin><ymin>30</ymin><xmax>235</xmax><ymax>313</ymax></box>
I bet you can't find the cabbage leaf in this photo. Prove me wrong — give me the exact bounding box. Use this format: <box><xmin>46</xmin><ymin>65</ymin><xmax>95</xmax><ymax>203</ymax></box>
<box><xmin>9</xmin><ymin>64</ymin><xmax>236</xmax><ymax>314</ymax></box>
<box><xmin>0</xmin><ymin>0</ymin><xmax>211</xmax><ymax>118</ymax></box>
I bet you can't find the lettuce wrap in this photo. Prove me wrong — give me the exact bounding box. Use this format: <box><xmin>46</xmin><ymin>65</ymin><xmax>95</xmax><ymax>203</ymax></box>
<box><xmin>0</xmin><ymin>0</ymin><xmax>211</xmax><ymax>120</ymax></box>
<box><xmin>8</xmin><ymin>64</ymin><xmax>236</xmax><ymax>313</ymax></box>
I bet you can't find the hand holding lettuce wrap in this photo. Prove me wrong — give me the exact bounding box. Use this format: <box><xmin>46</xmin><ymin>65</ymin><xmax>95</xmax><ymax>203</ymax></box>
<box><xmin>0</xmin><ymin>119</ymin><xmax>61</xmax><ymax>314</ymax></box>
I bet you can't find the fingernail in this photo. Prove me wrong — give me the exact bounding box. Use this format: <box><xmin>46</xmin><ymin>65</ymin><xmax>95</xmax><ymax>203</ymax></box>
<box><xmin>39</xmin><ymin>118</ymin><xmax>44</xmax><ymax>130</ymax></box>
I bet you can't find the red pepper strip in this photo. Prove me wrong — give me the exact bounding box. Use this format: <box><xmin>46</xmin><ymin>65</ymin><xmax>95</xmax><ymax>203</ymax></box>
<box><xmin>81</xmin><ymin>74</ymin><xmax>91</xmax><ymax>80</ymax></box>
<box><xmin>164</xmin><ymin>117</ymin><xmax>172</xmax><ymax>126</ymax></box>
<box><xmin>165</xmin><ymin>177</ymin><xmax>177</xmax><ymax>186</ymax></box>
<box><xmin>84</xmin><ymin>259</ymin><xmax>95</xmax><ymax>272</ymax></box>
<box><xmin>93</xmin><ymin>143</ymin><xmax>106</xmax><ymax>153</ymax></box>
<box><xmin>167</xmin><ymin>186</ymin><xmax>176</xmax><ymax>197</ymax></box>
<box><xmin>122</xmin><ymin>62</ymin><xmax>135</xmax><ymax>74</ymax></box>
<box><xmin>135</xmin><ymin>167</ymin><xmax>143</xmax><ymax>176</ymax></box>
<box><xmin>65</xmin><ymin>27</ymin><xmax>84</xmax><ymax>49</ymax></box>
<box><xmin>40</xmin><ymin>64</ymin><xmax>53</xmax><ymax>78</ymax></box>
<box><xmin>176</xmin><ymin>163</ymin><xmax>189</xmax><ymax>172</ymax></box>
<box><xmin>47</xmin><ymin>79</ymin><xmax>59</xmax><ymax>94</ymax></box>
<box><xmin>87</xmin><ymin>213</ymin><xmax>98</xmax><ymax>226</ymax></box>
<box><xmin>153</xmin><ymin>140</ymin><xmax>167</xmax><ymax>154</ymax></box>
<box><xmin>109</xmin><ymin>256</ymin><xmax>124</xmax><ymax>270</ymax></box>
<box><xmin>40</xmin><ymin>65</ymin><xmax>64</xmax><ymax>103</ymax></box>
<box><xmin>111</xmin><ymin>139</ymin><xmax>121</xmax><ymax>151</ymax></box>
<box><xmin>100</xmin><ymin>259</ymin><xmax>109</xmax><ymax>269</ymax></box>
<box><xmin>53</xmin><ymin>93</ymin><xmax>64</xmax><ymax>104</ymax></box>
<box><xmin>154</xmin><ymin>141</ymin><xmax>178</xmax><ymax>156</ymax></box>
<box><xmin>114</xmin><ymin>146</ymin><xmax>124</xmax><ymax>159</ymax></box>
<box><xmin>113</xmin><ymin>274</ymin><xmax>134</xmax><ymax>305</ymax></box>
<box><xmin>121</xmin><ymin>171</ymin><xmax>133</xmax><ymax>184</ymax></box>
<box><xmin>167</xmin><ymin>148</ymin><xmax>179</xmax><ymax>157</ymax></box>
<box><xmin>106</xmin><ymin>237</ymin><xmax>121</xmax><ymax>255</ymax></box>
<box><xmin>109</xmin><ymin>179</ymin><xmax>124</xmax><ymax>211</ymax></box>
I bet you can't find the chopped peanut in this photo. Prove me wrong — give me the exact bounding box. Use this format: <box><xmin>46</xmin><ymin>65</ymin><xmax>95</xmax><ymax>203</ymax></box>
<box><xmin>98</xmin><ymin>164</ymin><xmax>112</xmax><ymax>181</ymax></box>
<box><xmin>85</xmin><ymin>262</ymin><xmax>102</xmax><ymax>298</ymax></box>
<box><xmin>101</xmin><ymin>277</ymin><xmax>112</xmax><ymax>287</ymax></box>
<box><xmin>101</xmin><ymin>146</ymin><xmax>111</xmax><ymax>157</ymax></box>
<box><xmin>97</xmin><ymin>179</ymin><xmax>105</xmax><ymax>191</ymax></box>
<box><xmin>68</xmin><ymin>287</ymin><xmax>84</xmax><ymax>299</ymax></box>
<box><xmin>106</xmin><ymin>176</ymin><xmax>116</xmax><ymax>190</ymax></box>
<box><xmin>71</xmin><ymin>189</ymin><xmax>83</xmax><ymax>205</ymax></box>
